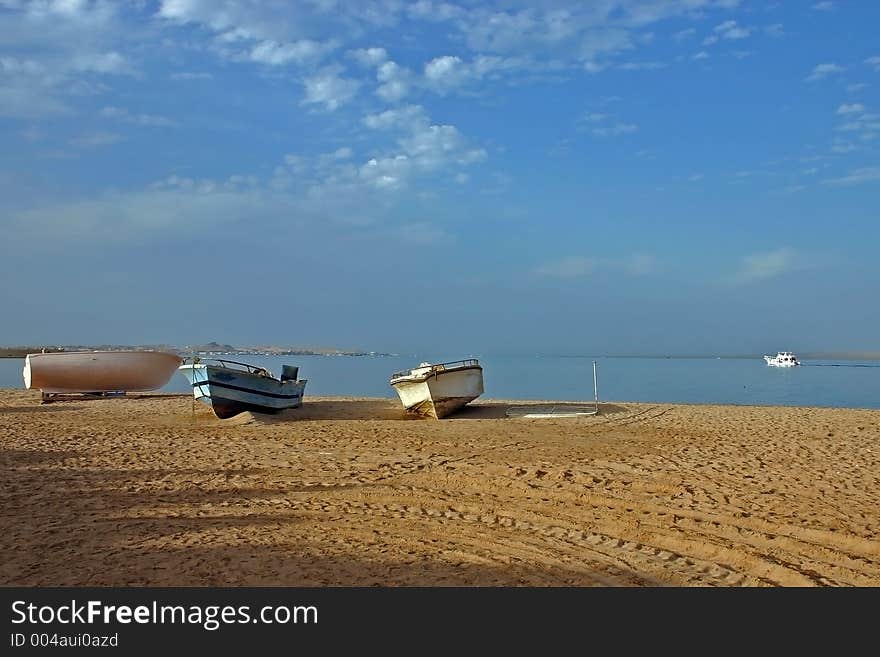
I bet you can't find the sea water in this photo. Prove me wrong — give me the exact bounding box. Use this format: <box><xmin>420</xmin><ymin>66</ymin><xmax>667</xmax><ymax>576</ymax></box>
<box><xmin>1</xmin><ymin>355</ymin><xmax>878</xmax><ymax>409</ymax></box>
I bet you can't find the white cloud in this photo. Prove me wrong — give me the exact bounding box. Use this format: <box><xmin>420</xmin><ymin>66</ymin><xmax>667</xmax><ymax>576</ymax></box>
<box><xmin>617</xmin><ymin>61</ymin><xmax>665</xmax><ymax>71</ymax></box>
<box><xmin>11</xmin><ymin>186</ymin><xmax>270</xmax><ymax>243</ymax></box>
<box><xmin>148</xmin><ymin>1</ymin><xmax>751</xmax><ymax>94</ymax></box>
<box><xmin>360</xmin><ymin>104</ymin><xmax>486</xmax><ymax>188</ymax></box>
<box><xmin>582</xmin><ymin>112</ymin><xmax>609</xmax><ymax>122</ymax></box>
<box><xmin>359</xmin><ymin>155</ymin><xmax>410</xmax><ymax>190</ymax></box>
<box><xmin>835</xmin><ymin>109</ymin><xmax>880</xmax><ymax>141</ymax></box>
<box><xmin>351</xmin><ymin>47</ymin><xmax>388</xmax><ymax>67</ymax></box>
<box><xmin>0</xmin><ymin>57</ymin><xmax>46</xmax><ymax>76</ymax></box>
<box><xmin>693</xmin><ymin>50</ymin><xmax>709</xmax><ymax>61</ymax></box>
<box><xmin>0</xmin><ymin>56</ymin><xmax>73</xmax><ymax>117</ymax></box>
<box><xmin>67</xmin><ymin>79</ymin><xmax>109</xmax><ymax>96</ymax></box>
<box><xmin>422</xmin><ymin>53</ymin><xmax>536</xmax><ymax>93</ymax></box>
<box><xmin>72</xmin><ymin>51</ymin><xmax>132</xmax><ymax>75</ymax></box>
<box><xmin>593</xmin><ymin>122</ymin><xmax>638</xmax><ymax>137</ymax></box>
<box><xmin>249</xmin><ymin>39</ymin><xmax>334</xmax><ymax>66</ymax></box>
<box><xmin>406</xmin><ymin>1</ymin><xmax>465</xmax><ymax>22</ymax></box>
<box><xmin>69</xmin><ymin>131</ymin><xmax>122</xmax><ymax>148</ymax></box>
<box><xmin>350</xmin><ymin>49</ymin><xmax>413</xmax><ymax>102</ymax></box>
<box><xmin>701</xmin><ymin>19</ymin><xmax>751</xmax><ymax>46</ymax></box>
<box><xmin>812</xmin><ymin>2</ymin><xmax>834</xmax><ymax>10</ymax></box>
<box><xmin>830</xmin><ymin>140</ymin><xmax>857</xmax><ymax>154</ymax></box>
<box><xmin>673</xmin><ymin>28</ymin><xmax>696</xmax><ymax>42</ymax></box>
<box><xmin>822</xmin><ymin>167</ymin><xmax>880</xmax><ymax>186</ymax></box>
<box><xmin>409</xmin><ymin>3</ymin><xmax>739</xmax><ymax>74</ymax></box>
<box><xmin>0</xmin><ymin>84</ymin><xmax>70</xmax><ymax>119</ymax></box>
<box><xmin>400</xmin><ymin>124</ymin><xmax>470</xmax><ymax>169</ymax></box>
<box><xmin>424</xmin><ymin>55</ymin><xmax>470</xmax><ymax>93</ymax></box>
<box><xmin>535</xmin><ymin>256</ymin><xmax>598</xmax><ymax>278</ymax></box>
<box><xmin>376</xmin><ymin>60</ymin><xmax>411</xmax><ymax>102</ymax></box>
<box><xmin>457</xmin><ymin>149</ymin><xmax>488</xmax><ymax>165</ymax></box>
<box><xmin>837</xmin><ymin>103</ymin><xmax>865</xmax><ymax>115</ymax></box>
<box><xmin>0</xmin><ymin>3</ymin><xmax>138</xmax><ymax>119</ymax></box>
<box><xmin>582</xmin><ymin>110</ymin><xmax>638</xmax><ymax>136</ymax></box>
<box><xmin>806</xmin><ymin>63</ymin><xmax>844</xmax><ymax>81</ymax></box>
<box><xmin>100</xmin><ymin>106</ymin><xmax>176</xmax><ymax>127</ymax></box>
<box><xmin>301</xmin><ymin>67</ymin><xmax>359</xmax><ymax>111</ymax></box>
<box><xmin>732</xmin><ymin>247</ymin><xmax>799</xmax><ymax>283</ymax></box>
<box><xmin>363</xmin><ymin>105</ymin><xmax>428</xmax><ymax>131</ymax></box>
<box><xmin>8</xmin><ymin>128</ymin><xmax>486</xmax><ymax>247</ymax></box>
<box><xmin>866</xmin><ymin>56</ymin><xmax>880</xmax><ymax>72</ymax></box>
<box><xmin>170</xmin><ymin>71</ymin><xmax>213</xmax><ymax>80</ymax></box>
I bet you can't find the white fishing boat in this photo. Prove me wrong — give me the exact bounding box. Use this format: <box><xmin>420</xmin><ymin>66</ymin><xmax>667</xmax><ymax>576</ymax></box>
<box><xmin>763</xmin><ymin>351</ymin><xmax>800</xmax><ymax>367</ymax></box>
<box><xmin>177</xmin><ymin>357</ymin><xmax>307</xmax><ymax>419</ymax></box>
<box><xmin>23</xmin><ymin>350</ymin><xmax>183</xmax><ymax>398</ymax></box>
<box><xmin>389</xmin><ymin>359</ymin><xmax>483</xmax><ymax>419</ymax></box>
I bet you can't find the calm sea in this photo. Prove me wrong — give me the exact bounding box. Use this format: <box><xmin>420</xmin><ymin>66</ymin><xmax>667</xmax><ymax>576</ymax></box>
<box><xmin>2</xmin><ymin>354</ymin><xmax>879</xmax><ymax>409</ymax></box>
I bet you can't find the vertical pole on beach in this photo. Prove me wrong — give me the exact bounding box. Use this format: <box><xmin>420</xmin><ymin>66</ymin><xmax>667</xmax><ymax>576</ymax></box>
<box><xmin>593</xmin><ymin>360</ymin><xmax>599</xmax><ymax>412</ymax></box>
<box><xmin>190</xmin><ymin>349</ymin><xmax>195</xmax><ymax>419</ymax></box>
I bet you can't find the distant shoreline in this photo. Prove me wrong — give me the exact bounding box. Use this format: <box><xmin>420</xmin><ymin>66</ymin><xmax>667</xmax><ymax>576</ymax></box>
<box><xmin>2</xmin><ymin>347</ymin><xmax>878</xmax><ymax>361</ymax></box>
<box><xmin>0</xmin><ymin>348</ymin><xmax>65</xmax><ymax>358</ymax></box>
<box><xmin>0</xmin><ymin>346</ymin><xmax>398</xmax><ymax>359</ymax></box>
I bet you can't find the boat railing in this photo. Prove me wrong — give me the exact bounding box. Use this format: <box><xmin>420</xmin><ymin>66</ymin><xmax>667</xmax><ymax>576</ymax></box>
<box><xmin>390</xmin><ymin>359</ymin><xmax>480</xmax><ymax>379</ymax></box>
<box><xmin>185</xmin><ymin>357</ymin><xmax>274</xmax><ymax>377</ymax></box>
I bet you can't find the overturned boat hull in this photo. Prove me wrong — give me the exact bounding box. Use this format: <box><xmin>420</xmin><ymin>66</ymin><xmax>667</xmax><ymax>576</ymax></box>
<box><xmin>23</xmin><ymin>351</ymin><xmax>183</xmax><ymax>394</ymax></box>
<box><xmin>177</xmin><ymin>360</ymin><xmax>307</xmax><ymax>419</ymax></box>
<box><xmin>390</xmin><ymin>360</ymin><xmax>483</xmax><ymax>419</ymax></box>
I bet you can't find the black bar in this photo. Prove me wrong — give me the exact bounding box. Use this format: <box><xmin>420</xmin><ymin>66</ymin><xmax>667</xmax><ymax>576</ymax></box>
<box><xmin>1</xmin><ymin>587</ymin><xmax>872</xmax><ymax>651</ymax></box>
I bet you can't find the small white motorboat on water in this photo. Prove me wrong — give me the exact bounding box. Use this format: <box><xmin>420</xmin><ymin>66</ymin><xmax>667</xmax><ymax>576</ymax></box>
<box><xmin>177</xmin><ymin>357</ymin><xmax>307</xmax><ymax>419</ymax></box>
<box><xmin>390</xmin><ymin>359</ymin><xmax>484</xmax><ymax>419</ymax></box>
<box><xmin>763</xmin><ymin>351</ymin><xmax>800</xmax><ymax>367</ymax></box>
<box><xmin>23</xmin><ymin>350</ymin><xmax>183</xmax><ymax>399</ymax></box>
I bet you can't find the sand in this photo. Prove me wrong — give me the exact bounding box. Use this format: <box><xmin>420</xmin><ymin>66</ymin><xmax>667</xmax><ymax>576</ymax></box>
<box><xmin>1</xmin><ymin>388</ymin><xmax>878</xmax><ymax>587</ymax></box>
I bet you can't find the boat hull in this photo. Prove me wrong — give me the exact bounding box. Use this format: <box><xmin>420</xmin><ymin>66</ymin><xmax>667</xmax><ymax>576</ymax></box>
<box><xmin>23</xmin><ymin>351</ymin><xmax>183</xmax><ymax>393</ymax></box>
<box><xmin>391</xmin><ymin>366</ymin><xmax>483</xmax><ymax>419</ymax></box>
<box><xmin>178</xmin><ymin>363</ymin><xmax>307</xmax><ymax>419</ymax></box>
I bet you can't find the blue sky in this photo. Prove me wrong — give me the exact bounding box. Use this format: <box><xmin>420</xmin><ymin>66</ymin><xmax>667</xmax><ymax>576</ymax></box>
<box><xmin>1</xmin><ymin>0</ymin><xmax>878</xmax><ymax>355</ymax></box>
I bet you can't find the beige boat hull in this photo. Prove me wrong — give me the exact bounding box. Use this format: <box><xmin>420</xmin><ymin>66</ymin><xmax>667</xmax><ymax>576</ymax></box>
<box><xmin>403</xmin><ymin>395</ymin><xmax>482</xmax><ymax>419</ymax></box>
<box><xmin>23</xmin><ymin>351</ymin><xmax>183</xmax><ymax>393</ymax></box>
<box><xmin>391</xmin><ymin>366</ymin><xmax>484</xmax><ymax>419</ymax></box>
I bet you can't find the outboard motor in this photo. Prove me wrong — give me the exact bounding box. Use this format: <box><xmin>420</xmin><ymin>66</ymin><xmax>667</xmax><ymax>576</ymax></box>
<box><xmin>281</xmin><ymin>365</ymin><xmax>299</xmax><ymax>382</ymax></box>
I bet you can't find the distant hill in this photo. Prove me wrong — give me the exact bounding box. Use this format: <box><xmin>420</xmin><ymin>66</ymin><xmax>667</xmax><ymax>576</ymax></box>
<box><xmin>183</xmin><ymin>342</ymin><xmax>236</xmax><ymax>353</ymax></box>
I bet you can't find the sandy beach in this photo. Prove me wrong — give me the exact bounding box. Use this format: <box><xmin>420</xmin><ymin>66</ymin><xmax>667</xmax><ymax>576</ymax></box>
<box><xmin>1</xmin><ymin>388</ymin><xmax>878</xmax><ymax>587</ymax></box>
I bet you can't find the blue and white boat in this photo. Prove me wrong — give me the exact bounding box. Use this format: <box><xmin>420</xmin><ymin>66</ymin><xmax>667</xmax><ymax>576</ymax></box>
<box><xmin>177</xmin><ymin>357</ymin><xmax>307</xmax><ymax>419</ymax></box>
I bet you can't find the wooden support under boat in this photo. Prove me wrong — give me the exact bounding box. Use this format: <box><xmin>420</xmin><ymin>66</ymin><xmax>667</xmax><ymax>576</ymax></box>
<box><xmin>40</xmin><ymin>391</ymin><xmax>128</xmax><ymax>404</ymax></box>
